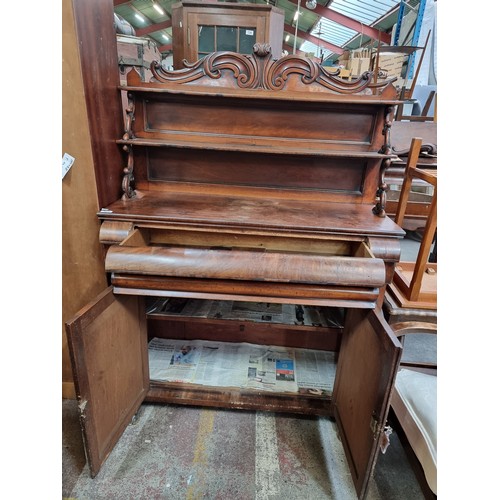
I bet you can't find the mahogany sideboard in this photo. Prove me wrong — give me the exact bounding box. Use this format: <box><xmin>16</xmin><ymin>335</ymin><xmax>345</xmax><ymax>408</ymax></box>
<box><xmin>66</xmin><ymin>44</ymin><xmax>405</xmax><ymax>499</ymax></box>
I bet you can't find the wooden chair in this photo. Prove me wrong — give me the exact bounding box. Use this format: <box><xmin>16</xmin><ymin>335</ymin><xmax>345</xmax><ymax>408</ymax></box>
<box><xmin>385</xmin><ymin>121</ymin><xmax>437</xmax><ymax>231</ymax></box>
<box><xmin>389</xmin><ymin>321</ymin><xmax>437</xmax><ymax>499</ymax></box>
<box><xmin>388</xmin><ymin>137</ymin><xmax>437</xmax><ymax>310</ymax></box>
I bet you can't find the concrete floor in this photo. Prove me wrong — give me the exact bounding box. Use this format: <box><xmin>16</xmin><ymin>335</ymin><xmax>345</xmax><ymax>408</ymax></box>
<box><xmin>62</xmin><ymin>398</ymin><xmax>426</xmax><ymax>500</ymax></box>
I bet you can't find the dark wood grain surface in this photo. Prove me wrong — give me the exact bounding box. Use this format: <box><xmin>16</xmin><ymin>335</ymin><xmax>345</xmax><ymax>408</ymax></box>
<box><xmin>106</xmin><ymin>246</ymin><xmax>386</xmax><ymax>285</ymax></box>
<box><xmin>100</xmin><ymin>191</ymin><xmax>405</xmax><ymax>238</ymax></box>
<box><xmin>73</xmin><ymin>0</ymin><xmax>125</xmax><ymax>208</ymax></box>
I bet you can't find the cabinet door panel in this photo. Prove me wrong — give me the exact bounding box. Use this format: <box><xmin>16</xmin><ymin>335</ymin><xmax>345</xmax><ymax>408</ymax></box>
<box><xmin>333</xmin><ymin>308</ymin><xmax>402</xmax><ymax>499</ymax></box>
<box><xmin>66</xmin><ymin>286</ymin><xmax>148</xmax><ymax>477</ymax></box>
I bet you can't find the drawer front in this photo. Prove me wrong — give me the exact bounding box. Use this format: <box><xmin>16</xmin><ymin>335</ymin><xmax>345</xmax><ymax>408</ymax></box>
<box><xmin>103</xmin><ymin>228</ymin><xmax>388</xmax><ymax>308</ymax></box>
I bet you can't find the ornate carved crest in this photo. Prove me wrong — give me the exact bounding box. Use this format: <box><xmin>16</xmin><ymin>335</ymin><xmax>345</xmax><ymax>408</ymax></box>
<box><xmin>150</xmin><ymin>43</ymin><xmax>396</xmax><ymax>95</ymax></box>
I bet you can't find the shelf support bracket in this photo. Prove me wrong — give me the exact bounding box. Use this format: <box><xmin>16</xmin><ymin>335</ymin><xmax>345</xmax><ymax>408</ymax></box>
<box><xmin>122</xmin><ymin>93</ymin><xmax>136</xmax><ymax>199</ymax></box>
<box><xmin>373</xmin><ymin>104</ymin><xmax>395</xmax><ymax>217</ymax></box>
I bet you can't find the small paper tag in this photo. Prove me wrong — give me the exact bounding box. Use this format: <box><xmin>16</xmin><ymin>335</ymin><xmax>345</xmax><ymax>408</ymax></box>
<box><xmin>245</xmin><ymin>30</ymin><xmax>254</xmax><ymax>36</ymax></box>
<box><xmin>380</xmin><ymin>426</ymin><xmax>393</xmax><ymax>454</ymax></box>
<box><xmin>62</xmin><ymin>153</ymin><xmax>75</xmax><ymax>179</ymax></box>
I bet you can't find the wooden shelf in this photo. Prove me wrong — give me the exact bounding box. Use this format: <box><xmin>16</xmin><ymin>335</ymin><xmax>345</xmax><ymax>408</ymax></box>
<box><xmin>120</xmin><ymin>84</ymin><xmax>402</xmax><ymax>105</ymax></box>
<box><xmin>117</xmin><ymin>135</ymin><xmax>395</xmax><ymax>158</ymax></box>
<box><xmin>98</xmin><ymin>190</ymin><xmax>405</xmax><ymax>238</ymax></box>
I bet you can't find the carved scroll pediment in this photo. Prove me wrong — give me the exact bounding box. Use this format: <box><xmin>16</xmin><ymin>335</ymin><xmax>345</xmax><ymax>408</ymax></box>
<box><xmin>150</xmin><ymin>43</ymin><xmax>396</xmax><ymax>95</ymax></box>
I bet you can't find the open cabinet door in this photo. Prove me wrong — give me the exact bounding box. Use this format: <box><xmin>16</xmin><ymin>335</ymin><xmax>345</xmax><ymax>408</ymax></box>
<box><xmin>333</xmin><ymin>308</ymin><xmax>402</xmax><ymax>499</ymax></box>
<box><xmin>66</xmin><ymin>286</ymin><xmax>149</xmax><ymax>477</ymax></box>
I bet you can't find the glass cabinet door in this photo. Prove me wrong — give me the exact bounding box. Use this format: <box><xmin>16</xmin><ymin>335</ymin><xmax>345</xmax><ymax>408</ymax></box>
<box><xmin>198</xmin><ymin>25</ymin><xmax>215</xmax><ymax>54</ymax></box>
<box><xmin>198</xmin><ymin>25</ymin><xmax>256</xmax><ymax>59</ymax></box>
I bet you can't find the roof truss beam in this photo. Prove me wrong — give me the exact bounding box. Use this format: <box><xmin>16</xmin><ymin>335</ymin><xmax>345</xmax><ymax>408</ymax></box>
<box><xmin>135</xmin><ymin>19</ymin><xmax>172</xmax><ymax>37</ymax></box>
<box><xmin>283</xmin><ymin>42</ymin><xmax>306</xmax><ymax>56</ymax></box>
<box><xmin>313</xmin><ymin>4</ymin><xmax>391</xmax><ymax>44</ymax></box>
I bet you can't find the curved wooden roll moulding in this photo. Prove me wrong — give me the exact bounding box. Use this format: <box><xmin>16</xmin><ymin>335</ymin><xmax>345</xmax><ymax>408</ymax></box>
<box><xmin>103</xmin><ymin>225</ymin><xmax>388</xmax><ymax>308</ymax></box>
<box><xmin>98</xmin><ymin>221</ymin><xmax>135</xmax><ymax>245</ymax></box>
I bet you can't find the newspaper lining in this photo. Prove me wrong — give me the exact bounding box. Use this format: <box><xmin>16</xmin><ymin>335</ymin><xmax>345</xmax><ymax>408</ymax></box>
<box><xmin>147</xmin><ymin>297</ymin><xmax>343</xmax><ymax>328</ymax></box>
<box><xmin>148</xmin><ymin>337</ymin><xmax>337</xmax><ymax>395</ymax></box>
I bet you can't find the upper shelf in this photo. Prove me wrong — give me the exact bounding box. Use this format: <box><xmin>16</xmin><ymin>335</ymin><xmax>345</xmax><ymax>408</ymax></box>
<box><xmin>120</xmin><ymin>83</ymin><xmax>402</xmax><ymax>105</ymax></box>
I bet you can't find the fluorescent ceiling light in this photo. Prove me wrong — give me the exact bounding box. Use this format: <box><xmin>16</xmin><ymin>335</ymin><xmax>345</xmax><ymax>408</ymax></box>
<box><xmin>135</xmin><ymin>13</ymin><xmax>145</xmax><ymax>22</ymax></box>
<box><xmin>293</xmin><ymin>10</ymin><xmax>299</xmax><ymax>21</ymax></box>
<box><xmin>162</xmin><ymin>34</ymin><xmax>169</xmax><ymax>40</ymax></box>
<box><xmin>285</xmin><ymin>34</ymin><xmax>290</xmax><ymax>42</ymax></box>
<box><xmin>153</xmin><ymin>3</ymin><xmax>165</xmax><ymax>15</ymax></box>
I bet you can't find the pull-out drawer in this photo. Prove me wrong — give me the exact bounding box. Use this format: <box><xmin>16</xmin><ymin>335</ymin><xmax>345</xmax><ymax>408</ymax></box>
<box><xmin>103</xmin><ymin>227</ymin><xmax>386</xmax><ymax>308</ymax></box>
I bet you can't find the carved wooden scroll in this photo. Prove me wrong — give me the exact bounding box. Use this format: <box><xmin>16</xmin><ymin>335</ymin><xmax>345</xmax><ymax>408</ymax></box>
<box><xmin>373</xmin><ymin>105</ymin><xmax>395</xmax><ymax>217</ymax></box>
<box><xmin>122</xmin><ymin>93</ymin><xmax>136</xmax><ymax>199</ymax></box>
<box><xmin>121</xmin><ymin>144</ymin><xmax>135</xmax><ymax>200</ymax></box>
<box><xmin>150</xmin><ymin>43</ymin><xmax>397</xmax><ymax>95</ymax></box>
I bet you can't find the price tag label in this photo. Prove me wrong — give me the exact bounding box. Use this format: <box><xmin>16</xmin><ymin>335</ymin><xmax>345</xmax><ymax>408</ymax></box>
<box><xmin>62</xmin><ymin>153</ymin><xmax>75</xmax><ymax>179</ymax></box>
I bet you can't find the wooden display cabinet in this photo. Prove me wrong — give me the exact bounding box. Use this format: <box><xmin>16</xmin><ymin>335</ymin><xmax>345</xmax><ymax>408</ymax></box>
<box><xmin>66</xmin><ymin>43</ymin><xmax>406</xmax><ymax>499</ymax></box>
<box><xmin>171</xmin><ymin>0</ymin><xmax>284</xmax><ymax>68</ymax></box>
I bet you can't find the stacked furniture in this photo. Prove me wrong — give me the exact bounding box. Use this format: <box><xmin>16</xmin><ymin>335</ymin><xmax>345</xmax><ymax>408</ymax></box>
<box><xmin>384</xmin><ymin>127</ymin><xmax>438</xmax><ymax>497</ymax></box>
<box><xmin>66</xmin><ymin>44</ymin><xmax>407</xmax><ymax>499</ymax></box>
<box><xmin>385</xmin><ymin>136</ymin><xmax>437</xmax><ymax>325</ymax></box>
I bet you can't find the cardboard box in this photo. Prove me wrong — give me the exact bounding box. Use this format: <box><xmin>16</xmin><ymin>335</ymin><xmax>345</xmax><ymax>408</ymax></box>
<box><xmin>372</xmin><ymin>53</ymin><xmax>406</xmax><ymax>79</ymax></box>
<box><xmin>338</xmin><ymin>51</ymin><xmax>350</xmax><ymax>64</ymax></box>
<box><xmin>350</xmin><ymin>57</ymin><xmax>371</xmax><ymax>75</ymax></box>
<box><xmin>337</xmin><ymin>48</ymin><xmax>372</xmax><ymax>75</ymax></box>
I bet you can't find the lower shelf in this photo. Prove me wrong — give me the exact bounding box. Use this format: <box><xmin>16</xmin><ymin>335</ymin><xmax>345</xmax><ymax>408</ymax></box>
<box><xmin>143</xmin><ymin>297</ymin><xmax>341</xmax><ymax>415</ymax></box>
